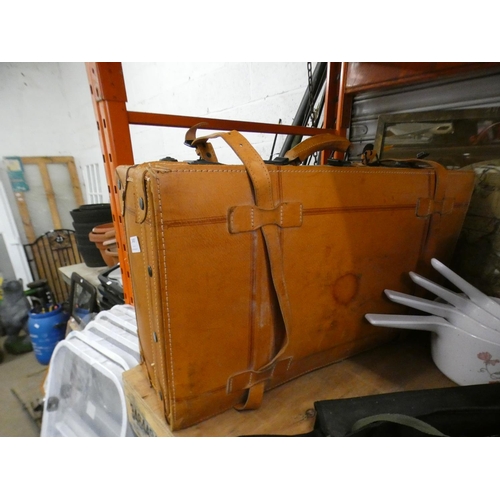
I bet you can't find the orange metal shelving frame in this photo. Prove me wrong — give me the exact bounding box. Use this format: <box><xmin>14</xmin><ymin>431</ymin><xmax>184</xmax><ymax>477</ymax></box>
<box><xmin>85</xmin><ymin>62</ymin><xmax>343</xmax><ymax>304</ymax></box>
<box><xmin>85</xmin><ymin>62</ymin><xmax>500</xmax><ymax>305</ymax></box>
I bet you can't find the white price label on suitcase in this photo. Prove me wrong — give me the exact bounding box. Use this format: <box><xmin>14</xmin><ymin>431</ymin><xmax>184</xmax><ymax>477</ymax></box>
<box><xmin>130</xmin><ymin>236</ymin><xmax>141</xmax><ymax>253</ymax></box>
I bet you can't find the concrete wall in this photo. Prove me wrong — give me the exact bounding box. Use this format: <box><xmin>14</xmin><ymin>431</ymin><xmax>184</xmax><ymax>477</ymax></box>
<box><xmin>0</xmin><ymin>61</ymin><xmax>312</xmax><ymax>280</ymax></box>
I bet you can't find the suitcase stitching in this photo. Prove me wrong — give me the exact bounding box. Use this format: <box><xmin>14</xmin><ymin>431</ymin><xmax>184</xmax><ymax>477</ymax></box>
<box><xmin>155</xmin><ymin>175</ymin><xmax>177</xmax><ymax>422</ymax></box>
<box><xmin>139</xmin><ymin>218</ymin><xmax>158</xmax><ymax>393</ymax></box>
<box><xmin>270</xmin><ymin>170</ymin><xmax>432</xmax><ymax>175</ymax></box>
<box><xmin>147</xmin><ymin>179</ymin><xmax>169</xmax><ymax>418</ymax></box>
<box><xmin>161</xmin><ymin>168</ymin><xmax>433</xmax><ymax>176</ymax></box>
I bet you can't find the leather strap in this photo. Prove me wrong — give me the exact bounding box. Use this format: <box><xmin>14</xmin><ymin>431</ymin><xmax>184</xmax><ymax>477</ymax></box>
<box><xmin>235</xmin><ymin>380</ymin><xmax>265</xmax><ymax>411</ymax></box>
<box><xmin>185</xmin><ymin>123</ymin><xmax>219</xmax><ymax>163</ymax></box>
<box><xmin>116</xmin><ymin>165</ymin><xmax>135</xmax><ymax>216</ymax></box>
<box><xmin>228</xmin><ymin>357</ymin><xmax>292</xmax><ymax>393</ymax></box>
<box><xmin>185</xmin><ymin>122</ymin><xmax>207</xmax><ymax>145</ymax></box>
<box><xmin>382</xmin><ymin>158</ymin><xmax>452</xmax><ymax>273</ymax></box>
<box><xmin>284</xmin><ymin>133</ymin><xmax>350</xmax><ymax>164</ymax></box>
<box><xmin>192</xmin><ymin>130</ymin><xmax>293</xmax><ymax>410</ymax></box>
<box><xmin>128</xmin><ymin>166</ymin><xmax>149</xmax><ymax>224</ymax></box>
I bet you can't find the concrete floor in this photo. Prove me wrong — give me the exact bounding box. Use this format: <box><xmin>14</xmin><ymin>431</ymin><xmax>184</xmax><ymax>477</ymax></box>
<box><xmin>0</xmin><ymin>337</ymin><xmax>45</xmax><ymax>437</ymax></box>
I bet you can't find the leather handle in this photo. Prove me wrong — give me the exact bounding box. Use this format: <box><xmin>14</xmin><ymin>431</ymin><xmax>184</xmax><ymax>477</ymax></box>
<box><xmin>188</xmin><ymin>124</ymin><xmax>351</xmax><ymax>166</ymax></box>
<box><xmin>184</xmin><ymin>122</ymin><xmax>207</xmax><ymax>146</ymax></box>
<box><xmin>192</xmin><ymin>130</ymin><xmax>293</xmax><ymax>408</ymax></box>
<box><xmin>383</xmin><ymin>158</ymin><xmax>449</xmax><ymax>201</ymax></box>
<box><xmin>185</xmin><ymin>122</ymin><xmax>219</xmax><ymax>163</ymax></box>
<box><xmin>192</xmin><ymin>131</ymin><xmax>275</xmax><ymax>209</ymax></box>
<box><xmin>284</xmin><ymin>133</ymin><xmax>350</xmax><ymax>164</ymax></box>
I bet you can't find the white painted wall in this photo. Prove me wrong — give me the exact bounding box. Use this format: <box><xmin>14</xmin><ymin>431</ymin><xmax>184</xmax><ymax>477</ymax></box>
<box><xmin>0</xmin><ymin>63</ymin><xmax>105</xmax><ymax>243</ymax></box>
<box><xmin>0</xmin><ymin>61</ymin><xmax>313</xmax><ymax>280</ymax></box>
<box><xmin>122</xmin><ymin>62</ymin><xmax>310</xmax><ymax>164</ymax></box>
<box><xmin>0</xmin><ymin>180</ymin><xmax>32</xmax><ymax>285</ymax></box>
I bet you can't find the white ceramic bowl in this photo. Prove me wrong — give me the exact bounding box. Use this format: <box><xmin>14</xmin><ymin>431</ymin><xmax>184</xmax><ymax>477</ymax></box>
<box><xmin>365</xmin><ymin>314</ymin><xmax>500</xmax><ymax>385</ymax></box>
<box><xmin>430</xmin><ymin>329</ymin><xmax>500</xmax><ymax>386</ymax></box>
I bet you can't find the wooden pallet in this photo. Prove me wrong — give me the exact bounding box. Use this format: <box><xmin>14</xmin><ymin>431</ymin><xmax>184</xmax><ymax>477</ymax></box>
<box><xmin>122</xmin><ymin>334</ymin><xmax>456</xmax><ymax>437</ymax></box>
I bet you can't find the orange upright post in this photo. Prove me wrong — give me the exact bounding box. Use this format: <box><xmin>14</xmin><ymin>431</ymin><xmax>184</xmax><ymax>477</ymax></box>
<box><xmin>320</xmin><ymin>62</ymin><xmax>345</xmax><ymax>163</ymax></box>
<box><xmin>85</xmin><ymin>62</ymin><xmax>135</xmax><ymax>305</ymax></box>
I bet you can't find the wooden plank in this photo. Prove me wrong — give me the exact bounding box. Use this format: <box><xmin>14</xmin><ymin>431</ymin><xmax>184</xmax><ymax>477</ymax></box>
<box><xmin>21</xmin><ymin>156</ymin><xmax>76</xmax><ymax>164</ymax></box>
<box><xmin>123</xmin><ymin>366</ymin><xmax>174</xmax><ymax>437</ymax></box>
<box><xmin>33</xmin><ymin>159</ymin><xmax>62</xmax><ymax>230</ymax></box>
<box><xmin>30</xmin><ymin>243</ymin><xmax>44</xmax><ymax>282</ymax></box>
<box><xmin>122</xmin><ymin>334</ymin><xmax>456</xmax><ymax>437</ymax></box>
<box><xmin>14</xmin><ymin>191</ymin><xmax>36</xmax><ymax>243</ymax></box>
<box><xmin>66</xmin><ymin>158</ymin><xmax>85</xmax><ymax>206</ymax></box>
<box><xmin>69</xmin><ymin>232</ymin><xmax>83</xmax><ymax>265</ymax></box>
<box><xmin>38</xmin><ymin>236</ymin><xmax>61</xmax><ymax>303</ymax></box>
<box><xmin>45</xmin><ymin>236</ymin><xmax>65</xmax><ymax>303</ymax></box>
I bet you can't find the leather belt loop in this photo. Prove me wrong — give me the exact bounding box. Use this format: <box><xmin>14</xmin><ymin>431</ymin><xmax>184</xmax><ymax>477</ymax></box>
<box><xmin>228</xmin><ymin>202</ymin><xmax>303</xmax><ymax>233</ymax></box>
<box><xmin>416</xmin><ymin>198</ymin><xmax>455</xmax><ymax>217</ymax></box>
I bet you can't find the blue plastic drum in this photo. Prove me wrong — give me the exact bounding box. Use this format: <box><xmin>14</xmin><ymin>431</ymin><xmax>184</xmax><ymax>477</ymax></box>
<box><xmin>28</xmin><ymin>307</ymin><xmax>69</xmax><ymax>365</ymax></box>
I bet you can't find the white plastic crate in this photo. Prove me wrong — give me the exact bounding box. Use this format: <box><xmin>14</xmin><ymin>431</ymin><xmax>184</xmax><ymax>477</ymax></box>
<box><xmin>41</xmin><ymin>305</ymin><xmax>139</xmax><ymax>437</ymax></box>
<box><xmin>68</xmin><ymin>320</ymin><xmax>140</xmax><ymax>365</ymax></box>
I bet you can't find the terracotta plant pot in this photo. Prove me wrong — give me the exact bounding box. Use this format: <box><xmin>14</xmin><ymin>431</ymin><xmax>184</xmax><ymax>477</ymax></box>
<box><xmin>89</xmin><ymin>223</ymin><xmax>116</xmax><ymax>267</ymax></box>
<box><xmin>104</xmin><ymin>238</ymin><xmax>119</xmax><ymax>265</ymax></box>
<box><xmin>92</xmin><ymin>222</ymin><xmax>114</xmax><ymax>232</ymax></box>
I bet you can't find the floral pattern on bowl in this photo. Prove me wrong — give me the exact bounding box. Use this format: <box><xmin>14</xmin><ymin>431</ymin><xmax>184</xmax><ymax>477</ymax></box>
<box><xmin>478</xmin><ymin>352</ymin><xmax>500</xmax><ymax>382</ymax></box>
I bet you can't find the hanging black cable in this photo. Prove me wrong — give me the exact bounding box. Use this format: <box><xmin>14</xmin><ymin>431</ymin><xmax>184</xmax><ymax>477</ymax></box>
<box><xmin>278</xmin><ymin>62</ymin><xmax>327</xmax><ymax>157</ymax></box>
<box><xmin>305</xmin><ymin>89</ymin><xmax>327</xmax><ymax>165</ymax></box>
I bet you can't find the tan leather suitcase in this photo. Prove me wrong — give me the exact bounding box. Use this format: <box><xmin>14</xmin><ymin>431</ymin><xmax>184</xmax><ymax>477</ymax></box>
<box><xmin>117</xmin><ymin>128</ymin><xmax>475</xmax><ymax>431</ymax></box>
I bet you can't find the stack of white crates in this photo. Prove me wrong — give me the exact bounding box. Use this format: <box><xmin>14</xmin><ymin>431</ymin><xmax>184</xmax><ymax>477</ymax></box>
<box><xmin>41</xmin><ymin>305</ymin><xmax>140</xmax><ymax>437</ymax></box>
